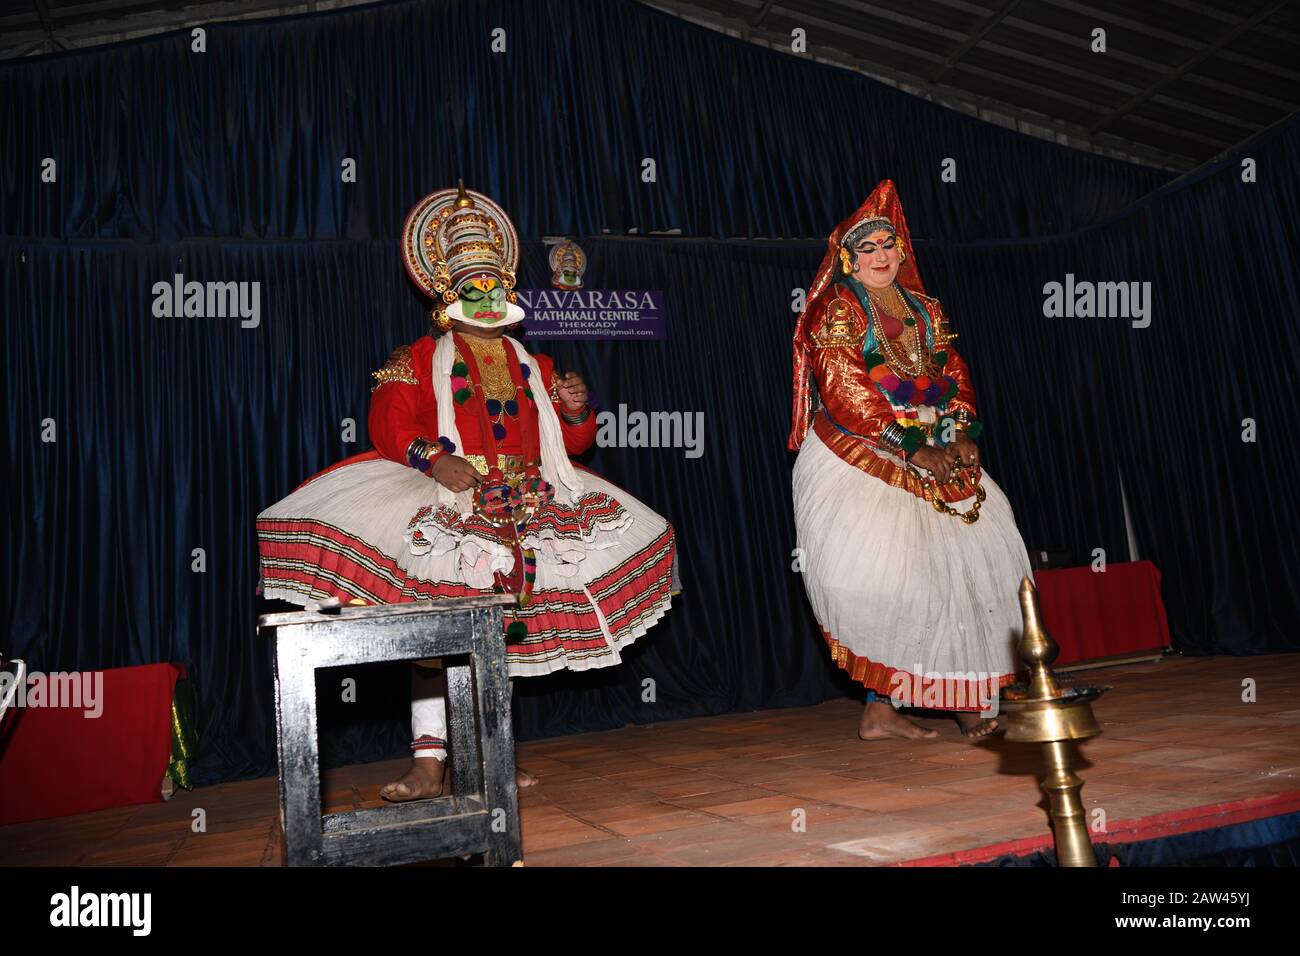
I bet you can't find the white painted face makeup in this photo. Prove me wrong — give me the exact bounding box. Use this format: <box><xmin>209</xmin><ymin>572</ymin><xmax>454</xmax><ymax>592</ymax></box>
<box><xmin>854</xmin><ymin>228</ymin><xmax>901</xmax><ymax>289</ymax></box>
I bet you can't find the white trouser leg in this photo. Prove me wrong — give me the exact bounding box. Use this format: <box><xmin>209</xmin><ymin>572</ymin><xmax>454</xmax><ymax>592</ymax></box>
<box><xmin>410</xmin><ymin>661</ymin><xmax>447</xmax><ymax>761</ymax></box>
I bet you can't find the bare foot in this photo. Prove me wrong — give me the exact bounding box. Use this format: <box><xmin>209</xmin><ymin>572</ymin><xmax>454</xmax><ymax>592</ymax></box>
<box><xmin>858</xmin><ymin>700</ymin><xmax>940</xmax><ymax>740</ymax></box>
<box><xmin>380</xmin><ymin>758</ymin><xmax>446</xmax><ymax>802</ymax></box>
<box><xmin>516</xmin><ymin>767</ymin><xmax>537</xmax><ymax>789</ymax></box>
<box><xmin>955</xmin><ymin>712</ymin><xmax>1002</xmax><ymax>739</ymax></box>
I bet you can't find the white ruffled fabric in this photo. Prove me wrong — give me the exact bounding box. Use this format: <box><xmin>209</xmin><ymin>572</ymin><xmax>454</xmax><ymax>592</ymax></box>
<box><xmin>792</xmin><ymin>427</ymin><xmax>1033</xmax><ymax>684</ymax></box>
<box><xmin>258</xmin><ymin>456</ymin><xmax>672</xmax><ymax>667</ymax></box>
<box><xmin>402</xmin><ymin>490</ymin><xmax>633</xmax><ymax>588</ymax></box>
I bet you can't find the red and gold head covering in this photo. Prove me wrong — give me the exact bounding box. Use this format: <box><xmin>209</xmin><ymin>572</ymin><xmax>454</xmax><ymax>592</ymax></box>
<box><xmin>789</xmin><ymin>179</ymin><xmax>926</xmax><ymax>450</ymax></box>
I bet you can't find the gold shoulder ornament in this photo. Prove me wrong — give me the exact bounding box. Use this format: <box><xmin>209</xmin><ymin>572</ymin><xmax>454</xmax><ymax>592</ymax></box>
<box><xmin>810</xmin><ymin>296</ymin><xmax>863</xmax><ymax>349</ymax></box>
<box><xmin>371</xmin><ymin>344</ymin><xmax>419</xmax><ymax>392</ymax></box>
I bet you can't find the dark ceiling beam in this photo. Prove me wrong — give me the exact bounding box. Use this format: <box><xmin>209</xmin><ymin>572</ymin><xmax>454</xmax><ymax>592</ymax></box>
<box><xmin>764</xmin><ymin>4</ymin><xmax>955</xmax><ymax>64</ymax></box>
<box><xmin>1182</xmin><ymin>72</ymin><xmax>1293</xmax><ymax>112</ymax></box>
<box><xmin>1037</xmin><ymin>0</ymin><xmax>1206</xmax><ymax>50</ymax></box>
<box><xmin>1051</xmin><ymin>0</ymin><xmax>1300</xmax><ymax>48</ymax></box>
<box><xmin>919</xmin><ymin>0</ymin><xmax>1296</xmax><ymax>109</ymax></box>
<box><xmin>751</xmin><ymin>0</ymin><xmax>777</xmax><ymax>28</ymax></box>
<box><xmin>30</xmin><ymin>0</ymin><xmax>66</xmax><ymax>52</ymax></box>
<box><xmin>1090</xmin><ymin>0</ymin><xmax>1292</xmax><ymax>134</ymax></box>
<box><xmin>1214</xmin><ymin>48</ymin><xmax>1300</xmax><ymax>83</ymax></box>
<box><xmin>0</xmin><ymin>39</ymin><xmax>49</xmax><ymax>59</ymax></box>
<box><xmin>928</xmin><ymin>0</ymin><xmax>1023</xmax><ymax>85</ymax></box>
<box><xmin>0</xmin><ymin>0</ymin><xmax>361</xmax><ymax>58</ymax></box>
<box><xmin>770</xmin><ymin>0</ymin><xmax>1272</xmax><ymax>125</ymax></box>
<box><xmin>769</xmin><ymin>1</ymin><xmax>965</xmax><ymax>47</ymax></box>
<box><xmin>945</xmin><ymin>59</ymin><xmax>1230</xmax><ymax>149</ymax></box>
<box><xmin>933</xmin><ymin>29</ymin><xmax>1260</xmax><ymax>132</ymax></box>
<box><xmin>646</xmin><ymin>0</ymin><xmax>1199</xmax><ymax>168</ymax></box>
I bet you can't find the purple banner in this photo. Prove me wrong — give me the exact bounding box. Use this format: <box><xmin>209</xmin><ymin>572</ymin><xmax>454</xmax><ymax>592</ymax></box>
<box><xmin>518</xmin><ymin>290</ymin><xmax>666</xmax><ymax>340</ymax></box>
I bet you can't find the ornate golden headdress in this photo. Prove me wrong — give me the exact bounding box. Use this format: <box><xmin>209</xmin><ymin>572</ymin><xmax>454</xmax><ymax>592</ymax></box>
<box><xmin>400</xmin><ymin>182</ymin><xmax>524</xmax><ymax>327</ymax></box>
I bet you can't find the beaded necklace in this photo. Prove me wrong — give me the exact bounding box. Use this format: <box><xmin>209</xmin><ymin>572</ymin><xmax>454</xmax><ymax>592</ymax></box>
<box><xmin>865</xmin><ymin>283</ymin><xmax>926</xmax><ymax>376</ymax></box>
<box><xmin>450</xmin><ymin>332</ymin><xmax>539</xmax><ymax>457</ymax></box>
<box><xmin>455</xmin><ymin>333</ymin><xmax>524</xmax><ymax>441</ymax></box>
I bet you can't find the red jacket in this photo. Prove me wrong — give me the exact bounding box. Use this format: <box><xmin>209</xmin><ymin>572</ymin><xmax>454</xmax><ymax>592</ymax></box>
<box><xmin>368</xmin><ymin>334</ymin><xmax>596</xmax><ymax>466</ymax></box>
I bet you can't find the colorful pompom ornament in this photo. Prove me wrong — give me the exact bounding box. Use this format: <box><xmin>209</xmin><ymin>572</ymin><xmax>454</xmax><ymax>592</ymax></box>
<box><xmin>900</xmin><ymin>426</ymin><xmax>925</xmax><ymax>454</ymax></box>
<box><xmin>485</xmin><ymin>398</ymin><xmax>502</xmax><ymax>417</ymax></box>
<box><xmin>881</xmin><ymin>373</ymin><xmax>901</xmax><ymax>391</ymax></box>
<box><xmin>477</xmin><ymin>480</ymin><xmax>521</xmax><ymax>520</ymax></box>
<box><xmin>452</xmin><ymin>362</ymin><xmax>469</xmax><ymax>377</ymax></box>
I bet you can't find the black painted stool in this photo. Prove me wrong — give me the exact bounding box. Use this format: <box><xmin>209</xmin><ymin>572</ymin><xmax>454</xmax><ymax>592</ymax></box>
<box><xmin>258</xmin><ymin>595</ymin><xmax>522</xmax><ymax>866</ymax></box>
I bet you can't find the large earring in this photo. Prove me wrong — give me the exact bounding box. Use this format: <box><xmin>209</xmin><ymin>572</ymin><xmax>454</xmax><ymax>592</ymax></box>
<box><xmin>432</xmin><ymin>307</ymin><xmax>453</xmax><ymax>332</ymax></box>
<box><xmin>838</xmin><ymin>247</ymin><xmax>854</xmax><ymax>276</ymax></box>
<box><xmin>898</xmin><ymin>247</ymin><xmax>907</xmax><ymax>263</ymax></box>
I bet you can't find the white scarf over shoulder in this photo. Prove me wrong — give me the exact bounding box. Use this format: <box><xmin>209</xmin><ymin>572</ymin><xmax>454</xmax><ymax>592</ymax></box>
<box><xmin>430</xmin><ymin>333</ymin><xmax>584</xmax><ymax>515</ymax></box>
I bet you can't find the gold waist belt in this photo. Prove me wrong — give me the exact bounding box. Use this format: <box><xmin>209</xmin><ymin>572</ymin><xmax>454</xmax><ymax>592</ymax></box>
<box><xmin>463</xmin><ymin>454</ymin><xmax>538</xmax><ymax>481</ymax></box>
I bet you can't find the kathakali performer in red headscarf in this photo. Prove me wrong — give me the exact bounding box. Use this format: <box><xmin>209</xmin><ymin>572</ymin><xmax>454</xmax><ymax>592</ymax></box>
<box><xmin>257</xmin><ymin>185</ymin><xmax>676</xmax><ymax>798</ymax></box>
<box><xmin>790</xmin><ymin>180</ymin><xmax>1033</xmax><ymax>740</ymax></box>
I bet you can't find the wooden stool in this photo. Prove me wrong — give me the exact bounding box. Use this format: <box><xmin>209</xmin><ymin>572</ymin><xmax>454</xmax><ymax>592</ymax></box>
<box><xmin>258</xmin><ymin>595</ymin><xmax>521</xmax><ymax>866</ymax></box>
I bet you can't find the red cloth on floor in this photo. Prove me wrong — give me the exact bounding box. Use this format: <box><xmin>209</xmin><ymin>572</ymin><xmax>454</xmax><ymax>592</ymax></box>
<box><xmin>1034</xmin><ymin>560</ymin><xmax>1171</xmax><ymax>666</ymax></box>
<box><xmin>0</xmin><ymin>663</ymin><xmax>183</xmax><ymax>826</ymax></box>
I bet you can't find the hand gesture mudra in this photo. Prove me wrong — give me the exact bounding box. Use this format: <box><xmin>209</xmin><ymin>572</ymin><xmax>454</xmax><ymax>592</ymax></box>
<box><xmin>557</xmin><ymin>371</ymin><xmax>588</xmax><ymax>411</ymax></box>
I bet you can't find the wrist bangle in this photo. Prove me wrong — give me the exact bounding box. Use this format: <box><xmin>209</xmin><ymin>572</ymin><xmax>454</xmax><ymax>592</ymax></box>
<box><xmin>880</xmin><ymin>422</ymin><xmax>907</xmax><ymax>451</ymax></box>
<box><xmin>954</xmin><ymin>408</ymin><xmax>983</xmax><ymax>441</ymax></box>
<box><xmin>940</xmin><ymin>410</ymin><xmax>982</xmax><ymax>443</ymax></box>
<box><xmin>561</xmin><ymin>406</ymin><xmax>590</xmax><ymax>426</ymax></box>
<box><xmin>406</xmin><ymin>436</ymin><xmax>457</xmax><ymax>473</ymax></box>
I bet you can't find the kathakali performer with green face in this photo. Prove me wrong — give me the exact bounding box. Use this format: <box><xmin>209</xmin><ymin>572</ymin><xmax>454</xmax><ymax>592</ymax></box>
<box><xmin>257</xmin><ymin>184</ymin><xmax>678</xmax><ymax>798</ymax></box>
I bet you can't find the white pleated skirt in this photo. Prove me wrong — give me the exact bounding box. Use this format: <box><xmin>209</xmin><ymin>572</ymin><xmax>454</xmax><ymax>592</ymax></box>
<box><xmin>792</xmin><ymin>428</ymin><xmax>1033</xmax><ymax>708</ymax></box>
<box><xmin>257</xmin><ymin>455</ymin><xmax>676</xmax><ymax>677</ymax></box>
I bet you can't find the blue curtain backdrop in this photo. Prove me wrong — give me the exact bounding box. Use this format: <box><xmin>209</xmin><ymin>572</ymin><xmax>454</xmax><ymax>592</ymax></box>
<box><xmin>2</xmin><ymin>0</ymin><xmax>1296</xmax><ymax>786</ymax></box>
<box><xmin>0</xmin><ymin>0</ymin><xmax>1167</xmax><ymax>243</ymax></box>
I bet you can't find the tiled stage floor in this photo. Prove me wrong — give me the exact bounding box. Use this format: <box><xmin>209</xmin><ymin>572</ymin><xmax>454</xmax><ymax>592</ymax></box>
<box><xmin>3</xmin><ymin>654</ymin><xmax>1299</xmax><ymax>866</ymax></box>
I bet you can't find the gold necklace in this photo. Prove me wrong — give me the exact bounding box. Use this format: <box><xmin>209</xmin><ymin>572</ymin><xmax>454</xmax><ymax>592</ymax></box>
<box><xmin>866</xmin><ymin>285</ymin><xmax>925</xmax><ymax>376</ymax></box>
<box><xmin>866</xmin><ymin>283</ymin><xmax>907</xmax><ymax>316</ymax></box>
<box><xmin>458</xmin><ymin>335</ymin><xmax>515</xmax><ymax>404</ymax></box>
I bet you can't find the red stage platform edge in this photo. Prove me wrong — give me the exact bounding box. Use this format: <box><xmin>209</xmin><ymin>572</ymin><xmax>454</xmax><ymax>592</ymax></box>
<box><xmin>1034</xmin><ymin>560</ymin><xmax>1171</xmax><ymax>665</ymax></box>
<box><xmin>894</xmin><ymin>790</ymin><xmax>1300</xmax><ymax>867</ymax></box>
<box><xmin>0</xmin><ymin>663</ymin><xmax>183</xmax><ymax>826</ymax></box>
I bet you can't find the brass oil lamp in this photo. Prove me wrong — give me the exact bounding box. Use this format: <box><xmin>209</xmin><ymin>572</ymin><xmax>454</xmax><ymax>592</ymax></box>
<box><xmin>997</xmin><ymin>577</ymin><xmax>1110</xmax><ymax>867</ymax></box>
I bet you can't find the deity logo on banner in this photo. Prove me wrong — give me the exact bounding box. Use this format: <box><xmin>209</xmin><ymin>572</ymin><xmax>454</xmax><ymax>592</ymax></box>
<box><xmin>549</xmin><ymin>240</ymin><xmax>586</xmax><ymax>290</ymax></box>
<box><xmin>521</xmin><ymin>240</ymin><xmax>666</xmax><ymax>340</ymax></box>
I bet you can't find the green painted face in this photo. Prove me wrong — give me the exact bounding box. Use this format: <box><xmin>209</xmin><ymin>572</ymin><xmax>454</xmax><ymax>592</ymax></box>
<box><xmin>458</xmin><ymin>275</ymin><xmax>507</xmax><ymax>323</ymax></box>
